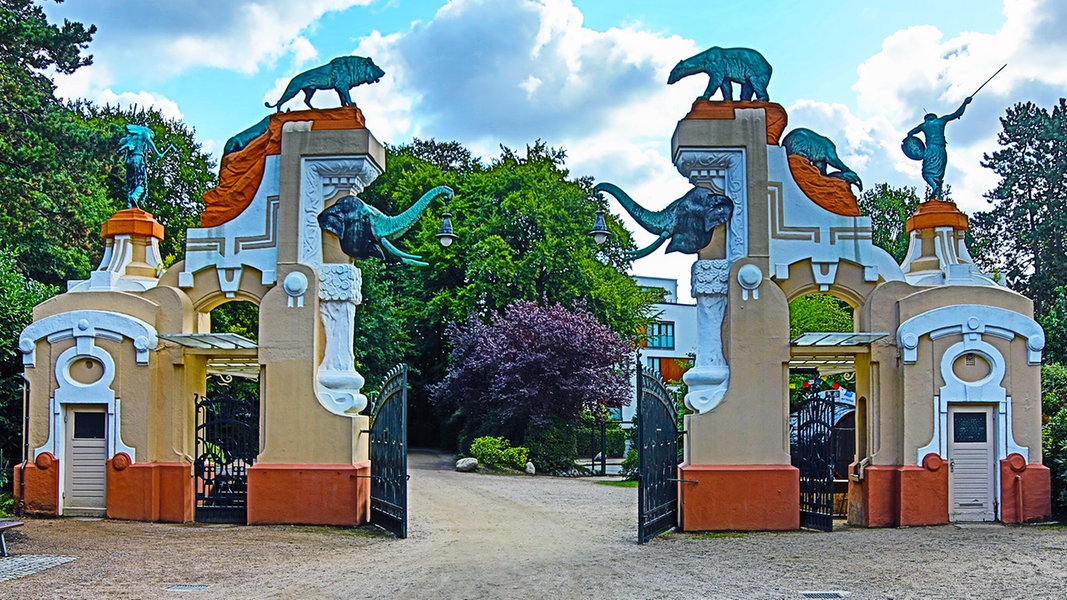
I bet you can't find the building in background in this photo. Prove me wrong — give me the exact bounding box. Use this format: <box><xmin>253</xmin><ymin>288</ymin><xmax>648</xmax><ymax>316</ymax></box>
<box><xmin>620</xmin><ymin>276</ymin><xmax>696</xmax><ymax>424</ymax></box>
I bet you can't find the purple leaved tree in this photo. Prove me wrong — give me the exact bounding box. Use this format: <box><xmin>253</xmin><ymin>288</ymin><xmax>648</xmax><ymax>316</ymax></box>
<box><xmin>432</xmin><ymin>300</ymin><xmax>634</xmax><ymax>450</ymax></box>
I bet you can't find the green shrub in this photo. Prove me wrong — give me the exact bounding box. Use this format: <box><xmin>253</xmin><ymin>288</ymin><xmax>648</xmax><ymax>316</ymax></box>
<box><xmin>620</xmin><ymin>448</ymin><xmax>638</xmax><ymax>480</ymax></box>
<box><xmin>1043</xmin><ymin>363</ymin><xmax>1067</xmax><ymax>518</ymax></box>
<box><xmin>524</xmin><ymin>419</ymin><xmax>578</xmax><ymax>475</ymax></box>
<box><xmin>469</xmin><ymin>436</ymin><xmax>528</xmax><ymax>470</ymax></box>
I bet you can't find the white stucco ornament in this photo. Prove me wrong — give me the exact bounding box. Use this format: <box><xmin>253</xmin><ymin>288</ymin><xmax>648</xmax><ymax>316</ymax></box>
<box><xmin>737</xmin><ymin>263</ymin><xmax>762</xmax><ymax>300</ymax></box>
<box><xmin>315</xmin><ymin>264</ymin><xmax>367</xmax><ymax>414</ymax></box>
<box><xmin>684</xmin><ymin>259</ymin><xmax>731</xmax><ymax>413</ymax></box>
<box><xmin>282</xmin><ymin>271</ymin><xmax>309</xmax><ymax>308</ymax></box>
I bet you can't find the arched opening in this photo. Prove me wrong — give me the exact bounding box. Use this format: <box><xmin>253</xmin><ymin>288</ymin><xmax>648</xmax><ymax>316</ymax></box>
<box><xmin>787</xmin><ymin>292</ymin><xmax>862</xmax><ymax>529</ymax></box>
<box><xmin>193</xmin><ymin>300</ymin><xmax>261</xmax><ymax>523</ymax></box>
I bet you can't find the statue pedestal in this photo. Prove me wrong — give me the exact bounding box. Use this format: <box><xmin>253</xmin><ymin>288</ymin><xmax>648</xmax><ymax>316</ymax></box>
<box><xmin>71</xmin><ymin>208</ymin><xmax>164</xmax><ymax>292</ymax></box>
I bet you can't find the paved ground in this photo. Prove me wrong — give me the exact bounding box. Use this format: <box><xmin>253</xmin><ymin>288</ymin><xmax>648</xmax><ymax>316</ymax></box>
<box><xmin>2</xmin><ymin>450</ymin><xmax>1065</xmax><ymax>599</ymax></box>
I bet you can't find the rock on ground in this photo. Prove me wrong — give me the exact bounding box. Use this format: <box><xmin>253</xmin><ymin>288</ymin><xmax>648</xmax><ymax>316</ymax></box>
<box><xmin>455</xmin><ymin>457</ymin><xmax>478</xmax><ymax>472</ymax></box>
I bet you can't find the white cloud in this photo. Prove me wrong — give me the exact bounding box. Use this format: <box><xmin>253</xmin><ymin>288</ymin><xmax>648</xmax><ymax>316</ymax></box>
<box><xmin>848</xmin><ymin>0</ymin><xmax>1067</xmax><ymax>212</ymax></box>
<box><xmin>95</xmin><ymin>90</ymin><xmax>185</xmax><ymax>121</ymax></box>
<box><xmin>48</xmin><ymin>0</ymin><xmax>371</xmax><ymax>79</ymax></box>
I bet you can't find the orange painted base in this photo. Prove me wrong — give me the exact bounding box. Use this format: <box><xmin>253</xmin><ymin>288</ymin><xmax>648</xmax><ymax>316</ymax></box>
<box><xmin>1000</xmin><ymin>454</ymin><xmax>1052</xmax><ymax>523</ymax></box>
<box><xmin>100</xmin><ymin>207</ymin><xmax>164</xmax><ymax>240</ymax></box>
<box><xmin>106</xmin><ymin>456</ymin><xmax>194</xmax><ymax>523</ymax></box>
<box><xmin>899</xmin><ymin>454</ymin><xmax>949</xmax><ymax>526</ymax></box>
<box><xmin>849</xmin><ymin>456</ymin><xmax>950</xmax><ymax>527</ymax></box>
<box><xmin>682</xmin><ymin>99</ymin><xmax>788</xmax><ymax>144</ymax></box>
<box><xmin>787</xmin><ymin>154</ymin><xmax>861</xmax><ymax>217</ymax></box>
<box><xmin>247</xmin><ymin>462</ymin><xmax>370</xmax><ymax>526</ymax></box>
<box><xmin>678</xmin><ymin>464</ymin><xmax>799</xmax><ymax>531</ymax></box>
<box><xmin>906</xmin><ymin>199</ymin><xmax>969</xmax><ymax>232</ymax></box>
<box><xmin>11</xmin><ymin>454</ymin><xmax>60</xmax><ymax>516</ymax></box>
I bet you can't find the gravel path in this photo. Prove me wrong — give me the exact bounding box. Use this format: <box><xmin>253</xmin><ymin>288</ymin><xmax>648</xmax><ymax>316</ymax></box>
<box><xmin>3</xmin><ymin>449</ymin><xmax>1065</xmax><ymax>599</ymax></box>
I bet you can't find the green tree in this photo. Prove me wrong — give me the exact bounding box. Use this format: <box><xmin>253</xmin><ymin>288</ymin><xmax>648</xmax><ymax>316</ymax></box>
<box><xmin>0</xmin><ymin>251</ymin><xmax>57</xmax><ymax>478</ymax></box>
<box><xmin>970</xmin><ymin>99</ymin><xmax>1067</xmax><ymax>317</ymax></box>
<box><xmin>856</xmin><ymin>184</ymin><xmax>921</xmax><ymax>263</ymax></box>
<box><xmin>1042</xmin><ymin>363</ymin><xmax>1067</xmax><ymax>517</ymax></box>
<box><xmin>356</xmin><ymin>139</ymin><xmax>654</xmax><ymax>446</ymax></box>
<box><xmin>788</xmin><ymin>294</ymin><xmax>853</xmax><ymax>339</ymax></box>
<box><xmin>0</xmin><ymin>0</ymin><xmax>104</xmax><ymax>286</ymax></box>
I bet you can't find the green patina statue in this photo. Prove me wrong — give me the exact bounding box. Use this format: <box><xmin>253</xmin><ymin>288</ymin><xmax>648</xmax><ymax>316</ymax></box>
<box><xmin>782</xmin><ymin>128</ymin><xmax>863</xmax><ymax>191</ymax></box>
<box><xmin>118</xmin><ymin>124</ymin><xmax>171</xmax><ymax>209</ymax></box>
<box><xmin>318</xmin><ymin>185</ymin><xmax>454</xmax><ymax>266</ymax></box>
<box><xmin>668</xmin><ymin>46</ymin><xmax>772</xmax><ymax>101</ymax></box>
<box><xmin>902</xmin><ymin>97</ymin><xmax>971</xmax><ymax>199</ymax></box>
<box><xmin>265</xmin><ymin>55</ymin><xmax>385</xmax><ymax>112</ymax></box>
<box><xmin>593</xmin><ymin>183</ymin><xmax>733</xmax><ymax>259</ymax></box>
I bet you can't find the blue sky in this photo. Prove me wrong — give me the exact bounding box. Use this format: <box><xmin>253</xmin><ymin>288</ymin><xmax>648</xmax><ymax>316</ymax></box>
<box><xmin>44</xmin><ymin>0</ymin><xmax>1067</xmax><ymax>300</ymax></box>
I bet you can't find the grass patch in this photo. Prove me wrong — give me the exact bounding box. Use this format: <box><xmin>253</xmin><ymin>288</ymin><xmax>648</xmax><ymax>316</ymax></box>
<box><xmin>595</xmin><ymin>480</ymin><xmax>638</xmax><ymax>488</ymax></box>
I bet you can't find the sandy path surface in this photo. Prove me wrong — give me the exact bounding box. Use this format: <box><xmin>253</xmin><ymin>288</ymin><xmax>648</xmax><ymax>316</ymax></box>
<box><xmin>3</xmin><ymin>449</ymin><xmax>1066</xmax><ymax>599</ymax></box>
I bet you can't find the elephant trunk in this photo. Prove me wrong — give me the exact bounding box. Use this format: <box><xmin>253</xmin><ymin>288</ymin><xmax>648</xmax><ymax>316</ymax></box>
<box><xmin>593</xmin><ymin>182</ymin><xmax>672</xmax><ymax>234</ymax></box>
<box><xmin>375</xmin><ymin>185</ymin><xmax>454</xmax><ymax>239</ymax></box>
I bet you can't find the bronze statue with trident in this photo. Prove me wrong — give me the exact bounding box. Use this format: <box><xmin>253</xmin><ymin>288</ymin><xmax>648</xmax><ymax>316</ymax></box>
<box><xmin>118</xmin><ymin>124</ymin><xmax>174</xmax><ymax>209</ymax></box>
<box><xmin>902</xmin><ymin>65</ymin><xmax>1005</xmax><ymax>200</ymax></box>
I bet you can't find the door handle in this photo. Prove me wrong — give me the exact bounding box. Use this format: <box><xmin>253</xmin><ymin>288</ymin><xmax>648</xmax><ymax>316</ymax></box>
<box><xmin>949</xmin><ymin>458</ymin><xmax>955</xmax><ymax>472</ymax></box>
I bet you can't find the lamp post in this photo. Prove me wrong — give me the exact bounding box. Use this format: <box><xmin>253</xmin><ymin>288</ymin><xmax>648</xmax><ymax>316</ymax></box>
<box><xmin>588</xmin><ymin>209</ymin><xmax>610</xmax><ymax>245</ymax></box>
<box><xmin>436</xmin><ymin>203</ymin><xmax>458</xmax><ymax>247</ymax></box>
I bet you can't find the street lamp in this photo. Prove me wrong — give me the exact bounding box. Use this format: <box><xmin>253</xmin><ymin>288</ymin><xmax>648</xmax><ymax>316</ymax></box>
<box><xmin>436</xmin><ymin>204</ymin><xmax>458</xmax><ymax>247</ymax></box>
<box><xmin>588</xmin><ymin>209</ymin><xmax>610</xmax><ymax>245</ymax></box>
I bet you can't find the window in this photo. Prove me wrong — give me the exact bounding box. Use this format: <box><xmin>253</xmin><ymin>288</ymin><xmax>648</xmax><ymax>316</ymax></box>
<box><xmin>646</xmin><ymin>321</ymin><xmax>675</xmax><ymax>349</ymax></box>
<box><xmin>645</xmin><ymin>356</ymin><xmax>661</xmax><ymax>376</ymax></box>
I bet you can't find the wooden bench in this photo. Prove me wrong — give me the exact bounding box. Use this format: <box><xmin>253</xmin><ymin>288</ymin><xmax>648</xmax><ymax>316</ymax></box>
<box><xmin>0</xmin><ymin>521</ymin><xmax>24</xmax><ymax>557</ymax></box>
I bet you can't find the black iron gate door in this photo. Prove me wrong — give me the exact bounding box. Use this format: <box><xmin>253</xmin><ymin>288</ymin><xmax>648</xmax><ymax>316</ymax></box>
<box><xmin>793</xmin><ymin>387</ymin><xmax>837</xmax><ymax>531</ymax></box>
<box><xmin>637</xmin><ymin>366</ymin><xmax>678</xmax><ymax>544</ymax></box>
<box><xmin>194</xmin><ymin>382</ymin><xmax>259</xmax><ymax>523</ymax></box>
<box><xmin>369</xmin><ymin>364</ymin><xmax>408</xmax><ymax>538</ymax></box>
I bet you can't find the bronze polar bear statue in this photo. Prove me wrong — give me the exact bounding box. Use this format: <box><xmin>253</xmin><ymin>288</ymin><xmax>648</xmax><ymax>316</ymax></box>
<box><xmin>781</xmin><ymin>128</ymin><xmax>863</xmax><ymax>192</ymax></box>
<box><xmin>265</xmin><ymin>55</ymin><xmax>385</xmax><ymax>111</ymax></box>
<box><xmin>668</xmin><ymin>46</ymin><xmax>772</xmax><ymax>102</ymax></box>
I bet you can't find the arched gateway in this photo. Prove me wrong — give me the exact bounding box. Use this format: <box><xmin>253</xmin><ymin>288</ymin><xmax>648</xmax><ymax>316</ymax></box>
<box><xmin>15</xmin><ymin>50</ymin><xmax>1051</xmax><ymax>532</ymax></box>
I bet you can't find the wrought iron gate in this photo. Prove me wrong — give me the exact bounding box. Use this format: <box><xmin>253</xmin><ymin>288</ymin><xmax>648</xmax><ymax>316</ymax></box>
<box><xmin>637</xmin><ymin>366</ymin><xmax>678</xmax><ymax>544</ymax></box>
<box><xmin>194</xmin><ymin>382</ymin><xmax>259</xmax><ymax>523</ymax></box>
<box><xmin>369</xmin><ymin>364</ymin><xmax>408</xmax><ymax>538</ymax></box>
<box><xmin>792</xmin><ymin>386</ymin><xmax>837</xmax><ymax>531</ymax></box>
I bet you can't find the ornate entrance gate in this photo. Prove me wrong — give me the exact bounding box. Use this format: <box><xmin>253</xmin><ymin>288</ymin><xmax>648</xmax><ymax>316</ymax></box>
<box><xmin>369</xmin><ymin>364</ymin><xmax>409</xmax><ymax>538</ymax></box>
<box><xmin>637</xmin><ymin>366</ymin><xmax>678</xmax><ymax>544</ymax></box>
<box><xmin>792</xmin><ymin>385</ymin><xmax>837</xmax><ymax>531</ymax></box>
<box><xmin>194</xmin><ymin>380</ymin><xmax>259</xmax><ymax>523</ymax></box>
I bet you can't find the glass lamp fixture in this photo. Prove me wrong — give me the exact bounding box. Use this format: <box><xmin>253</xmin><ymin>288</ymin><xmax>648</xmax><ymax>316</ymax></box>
<box><xmin>588</xmin><ymin>210</ymin><xmax>610</xmax><ymax>245</ymax></box>
<box><xmin>436</xmin><ymin>207</ymin><xmax>458</xmax><ymax>247</ymax></box>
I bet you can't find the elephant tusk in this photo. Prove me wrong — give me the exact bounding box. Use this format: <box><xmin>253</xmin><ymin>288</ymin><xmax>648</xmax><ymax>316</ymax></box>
<box><xmin>624</xmin><ymin>232</ymin><xmax>671</xmax><ymax>260</ymax></box>
<box><xmin>380</xmin><ymin>237</ymin><xmax>427</xmax><ymax>266</ymax></box>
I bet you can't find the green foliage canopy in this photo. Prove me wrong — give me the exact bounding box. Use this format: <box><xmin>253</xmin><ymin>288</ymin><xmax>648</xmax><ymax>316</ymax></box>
<box><xmin>856</xmin><ymin>184</ymin><xmax>921</xmax><ymax>263</ymax></box>
<box><xmin>970</xmin><ymin>99</ymin><xmax>1067</xmax><ymax>318</ymax></box>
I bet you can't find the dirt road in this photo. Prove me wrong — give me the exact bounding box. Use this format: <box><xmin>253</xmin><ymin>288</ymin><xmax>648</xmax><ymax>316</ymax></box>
<box><xmin>3</xmin><ymin>450</ymin><xmax>1066</xmax><ymax>599</ymax></box>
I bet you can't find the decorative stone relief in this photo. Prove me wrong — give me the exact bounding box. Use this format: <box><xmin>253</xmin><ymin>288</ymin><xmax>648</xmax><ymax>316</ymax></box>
<box><xmin>765</xmin><ymin>146</ymin><xmax>905</xmax><ymax>287</ymax></box>
<box><xmin>19</xmin><ymin>310</ymin><xmax>157</xmax><ymax>368</ymax></box>
<box><xmin>316</xmin><ymin>263</ymin><xmax>367</xmax><ymax>414</ymax></box>
<box><xmin>684</xmin><ymin>259</ymin><xmax>731</xmax><ymax>413</ymax></box>
<box><xmin>179</xmin><ymin>155</ymin><xmax>283</xmax><ymax>296</ymax></box>
<box><xmin>897</xmin><ymin>304</ymin><xmax>1044</xmax><ymax>366</ymax></box>
<box><xmin>20</xmin><ymin>310</ymin><xmax>150</xmax><ymax>471</ymax></box>
<box><xmin>675</xmin><ymin>149</ymin><xmax>748</xmax><ymax>262</ymax></box>
<box><xmin>900</xmin><ymin>304</ymin><xmax>1041</xmax><ymax>466</ymax></box>
<box><xmin>300</xmin><ymin>157</ymin><xmax>382</xmax><ymax>266</ymax></box>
